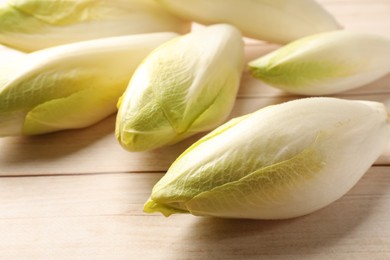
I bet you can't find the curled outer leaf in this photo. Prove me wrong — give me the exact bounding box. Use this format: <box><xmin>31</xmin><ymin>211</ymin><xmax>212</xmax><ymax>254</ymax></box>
<box><xmin>144</xmin><ymin>97</ymin><xmax>390</xmax><ymax>219</ymax></box>
<box><xmin>155</xmin><ymin>0</ymin><xmax>340</xmax><ymax>43</ymax></box>
<box><xmin>0</xmin><ymin>32</ymin><xmax>178</xmax><ymax>136</ymax></box>
<box><xmin>249</xmin><ymin>31</ymin><xmax>390</xmax><ymax>95</ymax></box>
<box><xmin>116</xmin><ymin>24</ymin><xmax>244</xmax><ymax>152</ymax></box>
<box><xmin>0</xmin><ymin>0</ymin><xmax>190</xmax><ymax>52</ymax></box>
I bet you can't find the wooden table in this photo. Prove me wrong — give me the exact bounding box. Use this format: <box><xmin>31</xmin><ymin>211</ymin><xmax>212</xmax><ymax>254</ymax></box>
<box><xmin>1</xmin><ymin>1</ymin><xmax>390</xmax><ymax>259</ymax></box>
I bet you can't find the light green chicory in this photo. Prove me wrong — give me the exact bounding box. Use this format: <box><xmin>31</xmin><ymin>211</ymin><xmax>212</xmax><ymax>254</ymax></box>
<box><xmin>116</xmin><ymin>24</ymin><xmax>244</xmax><ymax>152</ymax></box>
<box><xmin>249</xmin><ymin>31</ymin><xmax>390</xmax><ymax>95</ymax></box>
<box><xmin>155</xmin><ymin>0</ymin><xmax>341</xmax><ymax>43</ymax></box>
<box><xmin>144</xmin><ymin>97</ymin><xmax>390</xmax><ymax>219</ymax></box>
<box><xmin>0</xmin><ymin>0</ymin><xmax>190</xmax><ymax>52</ymax></box>
<box><xmin>0</xmin><ymin>32</ymin><xmax>178</xmax><ymax>136</ymax></box>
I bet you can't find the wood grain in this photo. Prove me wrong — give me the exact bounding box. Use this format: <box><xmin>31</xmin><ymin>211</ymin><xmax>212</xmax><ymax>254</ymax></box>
<box><xmin>0</xmin><ymin>167</ymin><xmax>390</xmax><ymax>259</ymax></box>
<box><xmin>319</xmin><ymin>0</ymin><xmax>390</xmax><ymax>38</ymax></box>
<box><xmin>1</xmin><ymin>0</ymin><xmax>390</xmax><ymax>259</ymax></box>
<box><xmin>1</xmin><ymin>0</ymin><xmax>390</xmax><ymax>175</ymax></box>
<box><xmin>1</xmin><ymin>91</ymin><xmax>390</xmax><ymax>176</ymax></box>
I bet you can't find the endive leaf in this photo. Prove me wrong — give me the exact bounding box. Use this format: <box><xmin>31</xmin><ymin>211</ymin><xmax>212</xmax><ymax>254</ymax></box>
<box><xmin>249</xmin><ymin>31</ymin><xmax>390</xmax><ymax>95</ymax></box>
<box><xmin>0</xmin><ymin>44</ymin><xmax>25</xmax><ymax>66</ymax></box>
<box><xmin>186</xmin><ymin>136</ymin><xmax>324</xmax><ymax>218</ymax></box>
<box><xmin>22</xmin><ymin>84</ymin><xmax>119</xmax><ymax>135</ymax></box>
<box><xmin>9</xmin><ymin>0</ymin><xmax>98</xmax><ymax>25</ymax></box>
<box><xmin>0</xmin><ymin>32</ymin><xmax>178</xmax><ymax>136</ymax></box>
<box><xmin>155</xmin><ymin>0</ymin><xmax>340</xmax><ymax>43</ymax></box>
<box><xmin>145</xmin><ymin>98</ymin><xmax>390</xmax><ymax>219</ymax></box>
<box><xmin>0</xmin><ymin>0</ymin><xmax>189</xmax><ymax>52</ymax></box>
<box><xmin>116</xmin><ymin>24</ymin><xmax>244</xmax><ymax>152</ymax></box>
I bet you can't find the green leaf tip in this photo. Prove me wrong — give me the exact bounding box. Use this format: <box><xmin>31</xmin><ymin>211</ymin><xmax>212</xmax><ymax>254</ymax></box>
<box><xmin>144</xmin><ymin>199</ymin><xmax>189</xmax><ymax>217</ymax></box>
<box><xmin>249</xmin><ymin>31</ymin><xmax>390</xmax><ymax>95</ymax></box>
<box><xmin>0</xmin><ymin>0</ymin><xmax>190</xmax><ymax>52</ymax></box>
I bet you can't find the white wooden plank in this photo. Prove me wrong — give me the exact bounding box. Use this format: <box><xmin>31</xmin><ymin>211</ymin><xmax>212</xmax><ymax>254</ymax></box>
<box><xmin>0</xmin><ymin>168</ymin><xmax>389</xmax><ymax>259</ymax></box>
<box><xmin>1</xmin><ymin>93</ymin><xmax>390</xmax><ymax>176</ymax></box>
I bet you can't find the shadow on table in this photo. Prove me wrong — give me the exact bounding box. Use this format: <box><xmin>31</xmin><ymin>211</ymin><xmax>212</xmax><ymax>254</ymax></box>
<box><xmin>0</xmin><ymin>114</ymin><xmax>116</xmax><ymax>163</ymax></box>
<box><xmin>179</xmin><ymin>173</ymin><xmax>389</xmax><ymax>258</ymax></box>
